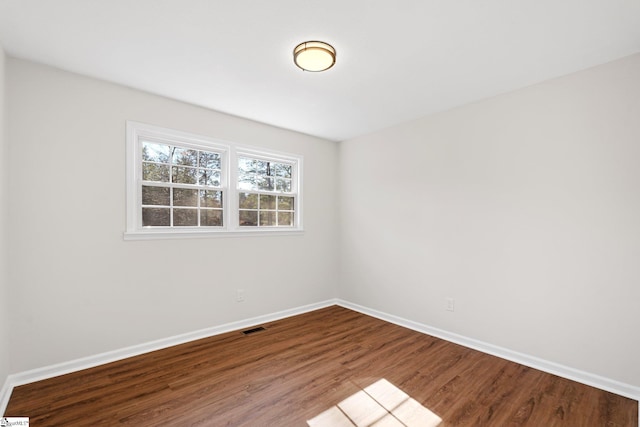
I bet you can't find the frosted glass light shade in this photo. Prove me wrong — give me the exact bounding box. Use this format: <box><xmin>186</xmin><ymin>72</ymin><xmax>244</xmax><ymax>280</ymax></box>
<box><xmin>293</xmin><ymin>41</ymin><xmax>336</xmax><ymax>72</ymax></box>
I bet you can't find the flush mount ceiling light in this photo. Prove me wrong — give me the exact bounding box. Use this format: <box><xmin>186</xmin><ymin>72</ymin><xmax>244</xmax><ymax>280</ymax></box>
<box><xmin>293</xmin><ymin>41</ymin><xmax>336</xmax><ymax>72</ymax></box>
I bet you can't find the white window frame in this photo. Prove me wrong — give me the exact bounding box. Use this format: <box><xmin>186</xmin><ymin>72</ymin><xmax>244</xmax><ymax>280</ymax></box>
<box><xmin>125</xmin><ymin>121</ymin><xmax>303</xmax><ymax>240</ymax></box>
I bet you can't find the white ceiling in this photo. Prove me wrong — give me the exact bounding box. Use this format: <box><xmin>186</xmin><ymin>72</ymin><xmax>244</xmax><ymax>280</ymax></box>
<box><xmin>0</xmin><ymin>1</ymin><xmax>639</xmax><ymax>141</ymax></box>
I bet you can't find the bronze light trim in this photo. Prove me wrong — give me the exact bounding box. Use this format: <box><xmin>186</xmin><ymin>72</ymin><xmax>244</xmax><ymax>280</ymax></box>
<box><xmin>293</xmin><ymin>41</ymin><xmax>336</xmax><ymax>72</ymax></box>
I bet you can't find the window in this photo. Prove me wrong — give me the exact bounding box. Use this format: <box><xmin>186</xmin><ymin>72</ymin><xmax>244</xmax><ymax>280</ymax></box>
<box><xmin>126</xmin><ymin>122</ymin><xmax>302</xmax><ymax>239</ymax></box>
<box><xmin>237</xmin><ymin>154</ymin><xmax>297</xmax><ymax>227</ymax></box>
<box><xmin>141</xmin><ymin>141</ymin><xmax>224</xmax><ymax>228</ymax></box>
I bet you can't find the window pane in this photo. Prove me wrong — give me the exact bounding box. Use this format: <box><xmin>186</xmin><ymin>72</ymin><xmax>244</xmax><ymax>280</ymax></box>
<box><xmin>201</xmin><ymin>209</ymin><xmax>223</xmax><ymax>226</ymax></box>
<box><xmin>172</xmin><ymin>166</ymin><xmax>198</xmax><ymax>184</ymax></box>
<box><xmin>278</xmin><ymin>211</ymin><xmax>293</xmax><ymax>227</ymax></box>
<box><xmin>238</xmin><ymin>157</ymin><xmax>291</xmax><ymax>192</ymax></box>
<box><xmin>238</xmin><ymin>172</ymin><xmax>257</xmax><ymax>190</ymax></box>
<box><xmin>238</xmin><ymin>157</ymin><xmax>256</xmax><ymax>174</ymax></box>
<box><xmin>173</xmin><ymin>188</ymin><xmax>198</xmax><ymax>207</ymax></box>
<box><xmin>199</xmin><ymin>169</ymin><xmax>221</xmax><ymax>186</ymax></box>
<box><xmin>260</xmin><ymin>194</ymin><xmax>276</xmax><ymax>210</ymax></box>
<box><xmin>201</xmin><ymin>190</ymin><xmax>222</xmax><ymax>208</ymax></box>
<box><xmin>199</xmin><ymin>151</ymin><xmax>221</xmax><ymax>169</ymax></box>
<box><xmin>142</xmin><ymin>207</ymin><xmax>170</xmax><ymax>226</ymax></box>
<box><xmin>274</xmin><ymin>163</ymin><xmax>292</xmax><ymax>178</ymax></box>
<box><xmin>173</xmin><ymin>147</ymin><xmax>198</xmax><ymax>166</ymax></box>
<box><xmin>143</xmin><ymin>163</ymin><xmax>170</xmax><ymax>182</ymax></box>
<box><xmin>173</xmin><ymin>208</ymin><xmax>197</xmax><ymax>226</ymax></box>
<box><xmin>259</xmin><ymin>211</ymin><xmax>277</xmax><ymax>226</ymax></box>
<box><xmin>142</xmin><ymin>141</ymin><xmax>170</xmax><ymax>163</ymax></box>
<box><xmin>239</xmin><ymin>210</ymin><xmax>258</xmax><ymax>226</ymax></box>
<box><xmin>239</xmin><ymin>192</ymin><xmax>258</xmax><ymax>209</ymax></box>
<box><xmin>255</xmin><ymin>160</ymin><xmax>269</xmax><ymax>175</ymax></box>
<box><xmin>278</xmin><ymin>196</ymin><xmax>294</xmax><ymax>210</ymax></box>
<box><xmin>257</xmin><ymin>176</ymin><xmax>274</xmax><ymax>191</ymax></box>
<box><xmin>142</xmin><ymin>186</ymin><xmax>170</xmax><ymax>206</ymax></box>
<box><xmin>275</xmin><ymin>178</ymin><xmax>291</xmax><ymax>192</ymax></box>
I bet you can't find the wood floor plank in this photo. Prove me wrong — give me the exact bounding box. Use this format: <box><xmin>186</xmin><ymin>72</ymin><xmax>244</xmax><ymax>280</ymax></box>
<box><xmin>4</xmin><ymin>306</ymin><xmax>638</xmax><ymax>426</ymax></box>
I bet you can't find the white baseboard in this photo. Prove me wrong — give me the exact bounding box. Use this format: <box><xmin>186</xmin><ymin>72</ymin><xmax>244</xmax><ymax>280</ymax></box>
<box><xmin>0</xmin><ymin>299</ymin><xmax>338</xmax><ymax>415</ymax></box>
<box><xmin>335</xmin><ymin>299</ymin><xmax>640</xmax><ymax>402</ymax></box>
<box><xmin>2</xmin><ymin>298</ymin><xmax>638</xmax><ymax>417</ymax></box>
<box><xmin>0</xmin><ymin>376</ymin><xmax>12</xmax><ymax>418</ymax></box>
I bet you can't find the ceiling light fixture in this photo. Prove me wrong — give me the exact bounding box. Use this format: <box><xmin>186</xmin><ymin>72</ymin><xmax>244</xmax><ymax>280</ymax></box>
<box><xmin>293</xmin><ymin>41</ymin><xmax>336</xmax><ymax>72</ymax></box>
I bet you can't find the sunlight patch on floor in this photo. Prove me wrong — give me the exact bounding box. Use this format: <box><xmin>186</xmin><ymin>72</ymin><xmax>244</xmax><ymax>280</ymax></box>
<box><xmin>307</xmin><ymin>378</ymin><xmax>442</xmax><ymax>427</ymax></box>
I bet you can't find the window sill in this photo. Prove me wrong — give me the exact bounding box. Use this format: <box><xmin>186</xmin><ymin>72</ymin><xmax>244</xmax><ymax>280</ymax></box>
<box><xmin>123</xmin><ymin>228</ymin><xmax>304</xmax><ymax>241</ymax></box>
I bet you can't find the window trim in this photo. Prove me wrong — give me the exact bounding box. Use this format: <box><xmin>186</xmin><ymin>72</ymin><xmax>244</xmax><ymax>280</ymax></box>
<box><xmin>125</xmin><ymin>121</ymin><xmax>303</xmax><ymax>240</ymax></box>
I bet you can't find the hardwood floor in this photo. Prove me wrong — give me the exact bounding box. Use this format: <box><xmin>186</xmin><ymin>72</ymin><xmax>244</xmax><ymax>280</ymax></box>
<box><xmin>5</xmin><ymin>306</ymin><xmax>638</xmax><ymax>426</ymax></box>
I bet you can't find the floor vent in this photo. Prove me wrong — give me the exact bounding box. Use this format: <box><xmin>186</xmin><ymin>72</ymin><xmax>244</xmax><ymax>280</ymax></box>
<box><xmin>242</xmin><ymin>326</ymin><xmax>266</xmax><ymax>335</ymax></box>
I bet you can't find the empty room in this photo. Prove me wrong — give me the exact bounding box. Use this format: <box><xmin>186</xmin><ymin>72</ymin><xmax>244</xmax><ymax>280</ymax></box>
<box><xmin>0</xmin><ymin>1</ymin><xmax>639</xmax><ymax>426</ymax></box>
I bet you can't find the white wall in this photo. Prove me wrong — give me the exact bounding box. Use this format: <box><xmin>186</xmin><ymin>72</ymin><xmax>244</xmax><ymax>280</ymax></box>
<box><xmin>0</xmin><ymin>43</ymin><xmax>9</xmax><ymax>390</ymax></box>
<box><xmin>6</xmin><ymin>58</ymin><xmax>339</xmax><ymax>373</ymax></box>
<box><xmin>339</xmin><ymin>53</ymin><xmax>640</xmax><ymax>387</ymax></box>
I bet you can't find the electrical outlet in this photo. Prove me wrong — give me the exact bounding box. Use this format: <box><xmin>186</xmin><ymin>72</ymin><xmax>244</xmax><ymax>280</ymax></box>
<box><xmin>446</xmin><ymin>297</ymin><xmax>455</xmax><ymax>312</ymax></box>
<box><xmin>236</xmin><ymin>289</ymin><xmax>245</xmax><ymax>302</ymax></box>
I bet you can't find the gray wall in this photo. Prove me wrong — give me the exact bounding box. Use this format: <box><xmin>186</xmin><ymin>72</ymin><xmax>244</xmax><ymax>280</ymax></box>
<box><xmin>0</xmin><ymin>42</ymin><xmax>9</xmax><ymax>391</ymax></box>
<box><xmin>6</xmin><ymin>58</ymin><xmax>339</xmax><ymax>373</ymax></box>
<box><xmin>339</xmin><ymin>53</ymin><xmax>640</xmax><ymax>386</ymax></box>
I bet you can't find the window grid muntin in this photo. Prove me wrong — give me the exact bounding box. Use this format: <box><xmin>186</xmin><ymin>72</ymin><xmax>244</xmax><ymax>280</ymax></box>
<box><xmin>238</xmin><ymin>192</ymin><xmax>295</xmax><ymax>227</ymax></box>
<box><xmin>141</xmin><ymin>185</ymin><xmax>224</xmax><ymax>228</ymax></box>
<box><xmin>237</xmin><ymin>155</ymin><xmax>296</xmax><ymax>194</ymax></box>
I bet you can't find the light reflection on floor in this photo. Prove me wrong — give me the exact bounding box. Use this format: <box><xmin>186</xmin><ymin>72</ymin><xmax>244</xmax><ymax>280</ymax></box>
<box><xmin>307</xmin><ymin>378</ymin><xmax>442</xmax><ymax>427</ymax></box>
